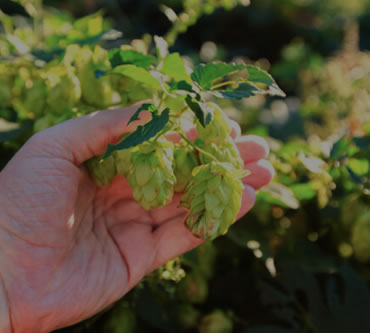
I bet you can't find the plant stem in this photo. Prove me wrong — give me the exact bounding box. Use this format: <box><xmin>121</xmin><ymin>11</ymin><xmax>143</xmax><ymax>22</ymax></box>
<box><xmin>178</xmin><ymin>133</ymin><xmax>218</xmax><ymax>162</ymax></box>
<box><xmin>210</xmin><ymin>80</ymin><xmax>235</xmax><ymax>90</ymax></box>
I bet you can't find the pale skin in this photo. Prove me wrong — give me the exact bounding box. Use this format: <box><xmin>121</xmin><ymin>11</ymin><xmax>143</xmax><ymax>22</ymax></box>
<box><xmin>0</xmin><ymin>104</ymin><xmax>274</xmax><ymax>332</ymax></box>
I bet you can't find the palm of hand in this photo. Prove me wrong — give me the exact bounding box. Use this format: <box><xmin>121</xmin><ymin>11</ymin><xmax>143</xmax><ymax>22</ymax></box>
<box><xmin>1</xmin><ymin>152</ymin><xmax>196</xmax><ymax>332</ymax></box>
<box><xmin>0</xmin><ymin>107</ymin><xmax>273</xmax><ymax>332</ymax></box>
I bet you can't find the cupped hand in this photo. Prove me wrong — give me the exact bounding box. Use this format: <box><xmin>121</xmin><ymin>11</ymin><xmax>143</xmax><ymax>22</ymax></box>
<box><xmin>0</xmin><ymin>104</ymin><xmax>274</xmax><ymax>332</ymax></box>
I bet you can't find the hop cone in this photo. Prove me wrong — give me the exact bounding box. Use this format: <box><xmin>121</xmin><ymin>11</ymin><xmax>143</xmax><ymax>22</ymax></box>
<box><xmin>173</xmin><ymin>144</ymin><xmax>198</xmax><ymax>192</ymax></box>
<box><xmin>85</xmin><ymin>154</ymin><xmax>117</xmax><ymax>187</ymax></box>
<box><xmin>33</xmin><ymin>113</ymin><xmax>59</xmax><ymax>132</ymax></box>
<box><xmin>196</xmin><ymin>104</ymin><xmax>231</xmax><ymax>144</ymax></box>
<box><xmin>67</xmin><ymin>45</ymin><xmax>121</xmax><ymax>108</ymax></box>
<box><xmin>42</xmin><ymin>66</ymin><xmax>81</xmax><ymax>114</ymax></box>
<box><xmin>182</xmin><ymin>162</ymin><xmax>243</xmax><ymax>240</ymax></box>
<box><xmin>127</xmin><ymin>139</ymin><xmax>176</xmax><ymax>210</ymax></box>
<box><xmin>115</xmin><ymin>148</ymin><xmax>133</xmax><ymax>178</ymax></box>
<box><xmin>199</xmin><ymin>137</ymin><xmax>244</xmax><ymax>170</ymax></box>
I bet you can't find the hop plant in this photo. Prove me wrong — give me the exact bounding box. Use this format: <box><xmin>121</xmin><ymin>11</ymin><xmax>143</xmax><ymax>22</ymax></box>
<box><xmin>199</xmin><ymin>137</ymin><xmax>244</xmax><ymax>170</ymax></box>
<box><xmin>181</xmin><ymin>162</ymin><xmax>244</xmax><ymax>240</ymax></box>
<box><xmin>126</xmin><ymin>139</ymin><xmax>176</xmax><ymax>210</ymax></box>
<box><xmin>173</xmin><ymin>144</ymin><xmax>198</xmax><ymax>192</ymax></box>
<box><xmin>196</xmin><ymin>104</ymin><xmax>231</xmax><ymax>144</ymax></box>
<box><xmin>85</xmin><ymin>154</ymin><xmax>117</xmax><ymax>187</ymax></box>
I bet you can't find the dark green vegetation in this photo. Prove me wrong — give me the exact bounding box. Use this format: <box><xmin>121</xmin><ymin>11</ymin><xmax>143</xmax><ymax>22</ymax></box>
<box><xmin>1</xmin><ymin>0</ymin><xmax>370</xmax><ymax>332</ymax></box>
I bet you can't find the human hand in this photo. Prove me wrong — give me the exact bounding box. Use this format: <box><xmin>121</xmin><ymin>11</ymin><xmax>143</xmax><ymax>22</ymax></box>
<box><xmin>0</xmin><ymin>104</ymin><xmax>273</xmax><ymax>332</ymax></box>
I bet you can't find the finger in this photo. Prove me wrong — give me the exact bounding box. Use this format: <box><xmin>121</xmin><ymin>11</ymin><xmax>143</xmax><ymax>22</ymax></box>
<box><xmin>150</xmin><ymin>184</ymin><xmax>256</xmax><ymax>270</ymax></box>
<box><xmin>148</xmin><ymin>193</ymin><xmax>188</xmax><ymax>226</ymax></box>
<box><xmin>235</xmin><ymin>135</ymin><xmax>270</xmax><ymax>164</ymax></box>
<box><xmin>109</xmin><ymin>221</ymin><xmax>155</xmax><ymax>291</ymax></box>
<box><xmin>244</xmin><ymin>159</ymin><xmax>275</xmax><ymax>190</ymax></box>
<box><xmin>28</xmin><ymin>103</ymin><xmax>151</xmax><ymax>165</ymax></box>
<box><xmin>149</xmin><ymin>216</ymin><xmax>203</xmax><ymax>272</ymax></box>
<box><xmin>236</xmin><ymin>184</ymin><xmax>256</xmax><ymax>220</ymax></box>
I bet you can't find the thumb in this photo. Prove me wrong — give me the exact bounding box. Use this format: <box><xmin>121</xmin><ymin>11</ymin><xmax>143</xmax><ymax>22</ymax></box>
<box><xmin>28</xmin><ymin>104</ymin><xmax>151</xmax><ymax>165</ymax></box>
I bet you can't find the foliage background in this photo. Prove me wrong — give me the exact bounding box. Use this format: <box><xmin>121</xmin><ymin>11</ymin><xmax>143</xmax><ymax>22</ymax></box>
<box><xmin>1</xmin><ymin>0</ymin><xmax>370</xmax><ymax>332</ymax></box>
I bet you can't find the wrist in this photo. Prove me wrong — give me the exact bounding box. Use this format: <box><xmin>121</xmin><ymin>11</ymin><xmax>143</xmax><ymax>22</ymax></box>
<box><xmin>0</xmin><ymin>272</ymin><xmax>13</xmax><ymax>333</ymax></box>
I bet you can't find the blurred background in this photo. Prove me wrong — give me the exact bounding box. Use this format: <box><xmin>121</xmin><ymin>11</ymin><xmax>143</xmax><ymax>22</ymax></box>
<box><xmin>1</xmin><ymin>0</ymin><xmax>370</xmax><ymax>332</ymax></box>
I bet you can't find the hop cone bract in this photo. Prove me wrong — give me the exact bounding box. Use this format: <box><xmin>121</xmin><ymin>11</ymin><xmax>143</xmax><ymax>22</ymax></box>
<box><xmin>196</xmin><ymin>104</ymin><xmax>231</xmax><ymax>144</ymax></box>
<box><xmin>85</xmin><ymin>154</ymin><xmax>117</xmax><ymax>187</ymax></box>
<box><xmin>173</xmin><ymin>144</ymin><xmax>198</xmax><ymax>192</ymax></box>
<box><xmin>182</xmin><ymin>162</ymin><xmax>243</xmax><ymax>240</ymax></box>
<box><xmin>199</xmin><ymin>137</ymin><xmax>244</xmax><ymax>170</ymax></box>
<box><xmin>127</xmin><ymin>139</ymin><xmax>176</xmax><ymax>210</ymax></box>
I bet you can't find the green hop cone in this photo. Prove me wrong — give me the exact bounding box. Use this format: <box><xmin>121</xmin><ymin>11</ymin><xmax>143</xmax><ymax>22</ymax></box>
<box><xmin>67</xmin><ymin>45</ymin><xmax>121</xmax><ymax>109</ymax></box>
<box><xmin>114</xmin><ymin>148</ymin><xmax>133</xmax><ymax>178</ymax></box>
<box><xmin>198</xmin><ymin>310</ymin><xmax>233</xmax><ymax>333</ymax></box>
<box><xmin>196</xmin><ymin>104</ymin><xmax>231</xmax><ymax>144</ymax></box>
<box><xmin>42</xmin><ymin>65</ymin><xmax>81</xmax><ymax>114</ymax></box>
<box><xmin>85</xmin><ymin>154</ymin><xmax>117</xmax><ymax>187</ymax></box>
<box><xmin>33</xmin><ymin>113</ymin><xmax>59</xmax><ymax>132</ymax></box>
<box><xmin>181</xmin><ymin>162</ymin><xmax>244</xmax><ymax>240</ymax></box>
<box><xmin>199</xmin><ymin>137</ymin><xmax>244</xmax><ymax>170</ymax></box>
<box><xmin>127</xmin><ymin>139</ymin><xmax>176</xmax><ymax>210</ymax></box>
<box><xmin>351</xmin><ymin>211</ymin><xmax>370</xmax><ymax>262</ymax></box>
<box><xmin>173</xmin><ymin>144</ymin><xmax>198</xmax><ymax>192</ymax></box>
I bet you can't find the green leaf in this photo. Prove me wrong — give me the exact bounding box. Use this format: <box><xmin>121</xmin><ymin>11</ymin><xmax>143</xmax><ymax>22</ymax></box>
<box><xmin>347</xmin><ymin>158</ymin><xmax>369</xmax><ymax>176</ymax></box>
<box><xmin>128</xmin><ymin>104</ymin><xmax>158</xmax><ymax>124</ymax></box>
<box><xmin>161</xmin><ymin>53</ymin><xmax>191</xmax><ymax>82</ymax></box>
<box><xmin>191</xmin><ymin>63</ymin><xmax>244</xmax><ymax>90</ymax></box>
<box><xmin>191</xmin><ymin>63</ymin><xmax>285</xmax><ymax>97</ymax></box>
<box><xmin>103</xmin><ymin>108</ymin><xmax>170</xmax><ymax>158</ymax></box>
<box><xmin>211</xmin><ymin>83</ymin><xmax>261</xmax><ymax>100</ymax></box>
<box><xmin>168</xmin><ymin>80</ymin><xmax>193</xmax><ymax>92</ymax></box>
<box><xmin>330</xmin><ymin>136</ymin><xmax>350</xmax><ymax>159</ymax></box>
<box><xmin>185</xmin><ymin>95</ymin><xmax>213</xmax><ymax>127</ymax></box>
<box><xmin>112</xmin><ymin>64</ymin><xmax>161</xmax><ymax>88</ymax></box>
<box><xmin>108</xmin><ymin>49</ymin><xmax>154</xmax><ymax>69</ymax></box>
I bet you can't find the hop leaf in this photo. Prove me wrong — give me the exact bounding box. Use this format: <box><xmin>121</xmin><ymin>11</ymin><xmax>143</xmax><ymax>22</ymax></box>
<box><xmin>182</xmin><ymin>162</ymin><xmax>243</xmax><ymax>240</ymax></box>
<box><xmin>127</xmin><ymin>139</ymin><xmax>176</xmax><ymax>210</ymax></box>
